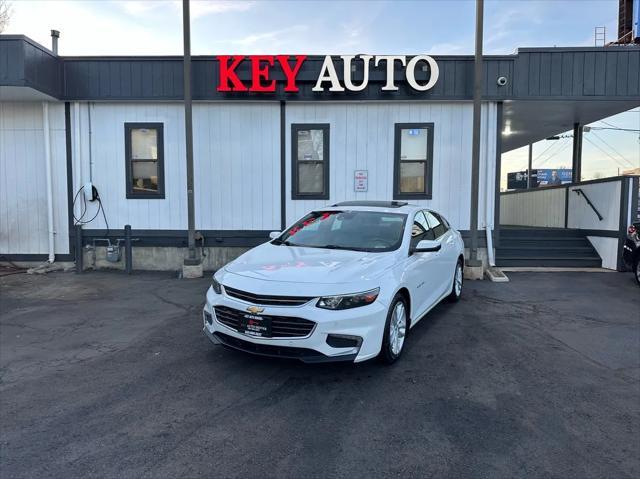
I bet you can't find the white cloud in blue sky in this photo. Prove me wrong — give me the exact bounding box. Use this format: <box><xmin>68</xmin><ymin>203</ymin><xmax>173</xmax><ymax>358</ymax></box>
<box><xmin>5</xmin><ymin>0</ymin><xmax>622</xmax><ymax>55</ymax></box>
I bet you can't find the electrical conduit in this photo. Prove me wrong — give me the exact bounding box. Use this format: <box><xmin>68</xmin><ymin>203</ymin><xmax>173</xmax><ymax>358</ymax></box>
<box><xmin>42</xmin><ymin>102</ymin><xmax>55</xmax><ymax>263</ymax></box>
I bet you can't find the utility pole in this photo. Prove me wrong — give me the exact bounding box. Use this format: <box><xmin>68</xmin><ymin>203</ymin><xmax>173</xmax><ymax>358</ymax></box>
<box><xmin>527</xmin><ymin>143</ymin><xmax>533</xmax><ymax>188</ymax></box>
<box><xmin>468</xmin><ymin>0</ymin><xmax>484</xmax><ymax>273</ymax></box>
<box><xmin>182</xmin><ymin>0</ymin><xmax>202</xmax><ymax>277</ymax></box>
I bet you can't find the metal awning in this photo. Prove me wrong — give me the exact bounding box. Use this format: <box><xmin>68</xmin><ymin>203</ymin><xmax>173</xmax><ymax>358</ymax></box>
<box><xmin>501</xmin><ymin>99</ymin><xmax>640</xmax><ymax>152</ymax></box>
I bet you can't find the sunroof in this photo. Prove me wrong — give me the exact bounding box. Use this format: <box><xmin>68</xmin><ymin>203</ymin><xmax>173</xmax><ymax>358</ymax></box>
<box><xmin>331</xmin><ymin>201</ymin><xmax>409</xmax><ymax>208</ymax></box>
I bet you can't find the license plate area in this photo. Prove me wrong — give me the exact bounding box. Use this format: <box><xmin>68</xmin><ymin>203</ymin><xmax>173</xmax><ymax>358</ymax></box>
<box><xmin>238</xmin><ymin>313</ymin><xmax>272</xmax><ymax>338</ymax></box>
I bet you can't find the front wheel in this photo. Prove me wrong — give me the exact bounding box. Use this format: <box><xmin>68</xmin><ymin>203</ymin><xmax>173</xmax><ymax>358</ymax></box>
<box><xmin>447</xmin><ymin>260</ymin><xmax>463</xmax><ymax>302</ymax></box>
<box><xmin>379</xmin><ymin>294</ymin><xmax>408</xmax><ymax>364</ymax></box>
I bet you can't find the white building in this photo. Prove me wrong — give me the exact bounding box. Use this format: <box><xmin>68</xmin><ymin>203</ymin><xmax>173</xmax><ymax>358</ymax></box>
<box><xmin>1</xmin><ymin>35</ymin><xmax>638</xmax><ymax>271</ymax></box>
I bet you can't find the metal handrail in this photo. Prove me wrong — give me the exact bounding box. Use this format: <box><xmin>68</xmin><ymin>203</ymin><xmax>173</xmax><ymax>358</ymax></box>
<box><xmin>573</xmin><ymin>188</ymin><xmax>604</xmax><ymax>221</ymax></box>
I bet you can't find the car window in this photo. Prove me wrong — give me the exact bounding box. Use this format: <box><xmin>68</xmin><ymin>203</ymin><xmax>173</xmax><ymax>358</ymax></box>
<box><xmin>438</xmin><ymin>213</ymin><xmax>451</xmax><ymax>230</ymax></box>
<box><xmin>276</xmin><ymin>210</ymin><xmax>407</xmax><ymax>252</ymax></box>
<box><xmin>433</xmin><ymin>212</ymin><xmax>449</xmax><ymax>234</ymax></box>
<box><xmin>410</xmin><ymin>211</ymin><xmax>434</xmax><ymax>248</ymax></box>
<box><xmin>424</xmin><ymin>211</ymin><xmax>446</xmax><ymax>239</ymax></box>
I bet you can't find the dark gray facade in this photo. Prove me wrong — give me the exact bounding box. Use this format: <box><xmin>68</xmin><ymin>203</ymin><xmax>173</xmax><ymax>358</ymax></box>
<box><xmin>1</xmin><ymin>35</ymin><xmax>638</xmax><ymax>103</ymax></box>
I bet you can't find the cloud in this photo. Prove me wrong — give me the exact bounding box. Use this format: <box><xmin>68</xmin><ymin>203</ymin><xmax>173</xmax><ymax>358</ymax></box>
<box><xmin>427</xmin><ymin>42</ymin><xmax>470</xmax><ymax>55</ymax></box>
<box><xmin>174</xmin><ymin>0</ymin><xmax>253</xmax><ymax>19</ymax></box>
<box><xmin>116</xmin><ymin>0</ymin><xmax>254</xmax><ymax>20</ymax></box>
<box><xmin>5</xmin><ymin>0</ymin><xmax>182</xmax><ymax>55</ymax></box>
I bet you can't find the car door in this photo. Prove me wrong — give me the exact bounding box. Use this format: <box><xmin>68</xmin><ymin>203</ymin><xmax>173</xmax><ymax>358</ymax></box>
<box><xmin>424</xmin><ymin>211</ymin><xmax>456</xmax><ymax>296</ymax></box>
<box><xmin>403</xmin><ymin>211</ymin><xmax>442</xmax><ymax>322</ymax></box>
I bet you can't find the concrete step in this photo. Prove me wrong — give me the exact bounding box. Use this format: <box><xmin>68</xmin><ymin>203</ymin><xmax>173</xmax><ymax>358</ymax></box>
<box><xmin>496</xmin><ymin>257</ymin><xmax>603</xmax><ymax>268</ymax></box>
<box><xmin>500</xmin><ymin>227</ymin><xmax>587</xmax><ymax>238</ymax></box>
<box><xmin>496</xmin><ymin>246</ymin><xmax>598</xmax><ymax>258</ymax></box>
<box><xmin>498</xmin><ymin>237</ymin><xmax>592</xmax><ymax>247</ymax></box>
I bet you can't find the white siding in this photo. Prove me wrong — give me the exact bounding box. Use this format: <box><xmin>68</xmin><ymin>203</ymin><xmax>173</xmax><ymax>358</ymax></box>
<box><xmin>284</xmin><ymin>102</ymin><xmax>497</xmax><ymax>230</ymax></box>
<box><xmin>500</xmin><ymin>188</ymin><xmax>567</xmax><ymax>228</ymax></box>
<box><xmin>0</xmin><ymin>102</ymin><xmax>69</xmax><ymax>255</ymax></box>
<box><xmin>567</xmin><ymin>181</ymin><xmax>621</xmax><ymax>231</ymax></box>
<box><xmin>587</xmin><ymin>236</ymin><xmax>619</xmax><ymax>270</ymax></box>
<box><xmin>73</xmin><ymin>102</ymin><xmax>281</xmax><ymax>231</ymax></box>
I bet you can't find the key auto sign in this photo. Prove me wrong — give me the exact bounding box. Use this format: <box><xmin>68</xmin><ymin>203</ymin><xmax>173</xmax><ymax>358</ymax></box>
<box><xmin>216</xmin><ymin>55</ymin><xmax>439</xmax><ymax>93</ymax></box>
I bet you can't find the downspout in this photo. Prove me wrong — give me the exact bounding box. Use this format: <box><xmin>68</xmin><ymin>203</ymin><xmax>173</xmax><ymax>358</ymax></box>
<box><xmin>42</xmin><ymin>102</ymin><xmax>55</xmax><ymax>263</ymax></box>
<box><xmin>484</xmin><ymin>106</ymin><xmax>495</xmax><ymax>267</ymax></box>
<box><xmin>73</xmin><ymin>102</ymin><xmax>82</xmax><ymax>218</ymax></box>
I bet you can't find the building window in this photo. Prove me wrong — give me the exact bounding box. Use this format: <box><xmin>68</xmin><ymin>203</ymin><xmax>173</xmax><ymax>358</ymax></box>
<box><xmin>291</xmin><ymin>124</ymin><xmax>329</xmax><ymax>200</ymax></box>
<box><xmin>125</xmin><ymin>123</ymin><xmax>165</xmax><ymax>199</ymax></box>
<box><xmin>393</xmin><ymin>123</ymin><xmax>434</xmax><ymax>199</ymax></box>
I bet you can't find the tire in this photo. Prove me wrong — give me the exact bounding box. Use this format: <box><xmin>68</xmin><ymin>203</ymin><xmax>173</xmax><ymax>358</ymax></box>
<box><xmin>379</xmin><ymin>294</ymin><xmax>408</xmax><ymax>364</ymax></box>
<box><xmin>634</xmin><ymin>257</ymin><xmax>640</xmax><ymax>286</ymax></box>
<box><xmin>447</xmin><ymin>259</ymin><xmax>463</xmax><ymax>302</ymax></box>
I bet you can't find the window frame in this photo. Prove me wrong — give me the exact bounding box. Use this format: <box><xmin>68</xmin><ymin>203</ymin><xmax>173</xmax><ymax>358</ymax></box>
<box><xmin>124</xmin><ymin>122</ymin><xmax>165</xmax><ymax>200</ymax></box>
<box><xmin>291</xmin><ymin>123</ymin><xmax>330</xmax><ymax>200</ymax></box>
<box><xmin>393</xmin><ymin>122</ymin><xmax>434</xmax><ymax>200</ymax></box>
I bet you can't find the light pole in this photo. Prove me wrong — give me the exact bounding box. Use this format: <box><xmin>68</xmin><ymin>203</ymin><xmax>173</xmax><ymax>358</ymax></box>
<box><xmin>182</xmin><ymin>0</ymin><xmax>202</xmax><ymax>277</ymax></box>
<box><xmin>468</xmin><ymin>0</ymin><xmax>484</xmax><ymax>271</ymax></box>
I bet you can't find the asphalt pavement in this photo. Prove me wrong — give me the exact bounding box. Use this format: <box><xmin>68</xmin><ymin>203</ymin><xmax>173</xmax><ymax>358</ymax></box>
<box><xmin>1</xmin><ymin>270</ymin><xmax>638</xmax><ymax>478</ymax></box>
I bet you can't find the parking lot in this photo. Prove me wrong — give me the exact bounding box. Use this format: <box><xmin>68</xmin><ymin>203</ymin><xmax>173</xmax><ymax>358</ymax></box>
<box><xmin>1</xmin><ymin>270</ymin><xmax>639</xmax><ymax>478</ymax></box>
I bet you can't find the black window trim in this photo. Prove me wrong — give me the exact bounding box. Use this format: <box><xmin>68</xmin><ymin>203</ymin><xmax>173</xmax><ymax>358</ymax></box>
<box><xmin>125</xmin><ymin>122</ymin><xmax>165</xmax><ymax>200</ymax></box>
<box><xmin>291</xmin><ymin>123</ymin><xmax>330</xmax><ymax>200</ymax></box>
<box><xmin>393</xmin><ymin>122</ymin><xmax>434</xmax><ymax>200</ymax></box>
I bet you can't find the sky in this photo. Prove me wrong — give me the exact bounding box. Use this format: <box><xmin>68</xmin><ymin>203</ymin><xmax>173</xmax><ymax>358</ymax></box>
<box><xmin>3</xmin><ymin>0</ymin><xmax>639</xmax><ymax>186</ymax></box>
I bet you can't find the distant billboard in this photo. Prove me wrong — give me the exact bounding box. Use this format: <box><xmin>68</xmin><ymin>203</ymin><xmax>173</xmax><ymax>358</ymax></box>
<box><xmin>507</xmin><ymin>169</ymin><xmax>571</xmax><ymax>190</ymax></box>
<box><xmin>537</xmin><ymin>169</ymin><xmax>572</xmax><ymax>186</ymax></box>
<box><xmin>507</xmin><ymin>170</ymin><xmax>537</xmax><ymax>190</ymax></box>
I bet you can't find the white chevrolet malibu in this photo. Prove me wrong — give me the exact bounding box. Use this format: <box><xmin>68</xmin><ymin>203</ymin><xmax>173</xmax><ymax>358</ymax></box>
<box><xmin>203</xmin><ymin>201</ymin><xmax>465</xmax><ymax>364</ymax></box>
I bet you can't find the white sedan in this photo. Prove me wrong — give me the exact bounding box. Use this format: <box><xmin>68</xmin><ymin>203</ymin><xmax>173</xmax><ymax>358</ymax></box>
<box><xmin>203</xmin><ymin>201</ymin><xmax>465</xmax><ymax>364</ymax></box>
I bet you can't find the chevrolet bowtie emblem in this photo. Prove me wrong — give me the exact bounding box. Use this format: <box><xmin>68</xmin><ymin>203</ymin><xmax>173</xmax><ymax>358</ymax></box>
<box><xmin>246</xmin><ymin>306</ymin><xmax>265</xmax><ymax>314</ymax></box>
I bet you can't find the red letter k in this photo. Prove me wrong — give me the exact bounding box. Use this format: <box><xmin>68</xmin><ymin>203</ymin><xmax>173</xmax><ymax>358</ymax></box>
<box><xmin>217</xmin><ymin>55</ymin><xmax>248</xmax><ymax>92</ymax></box>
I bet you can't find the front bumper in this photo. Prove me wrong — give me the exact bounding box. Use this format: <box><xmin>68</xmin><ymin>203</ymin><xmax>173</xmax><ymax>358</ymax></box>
<box><xmin>202</xmin><ymin>287</ymin><xmax>388</xmax><ymax>363</ymax></box>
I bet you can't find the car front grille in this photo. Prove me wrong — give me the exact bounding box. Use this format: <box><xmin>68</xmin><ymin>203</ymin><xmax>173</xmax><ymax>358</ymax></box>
<box><xmin>223</xmin><ymin>286</ymin><xmax>314</xmax><ymax>307</ymax></box>
<box><xmin>214</xmin><ymin>306</ymin><xmax>316</xmax><ymax>338</ymax></box>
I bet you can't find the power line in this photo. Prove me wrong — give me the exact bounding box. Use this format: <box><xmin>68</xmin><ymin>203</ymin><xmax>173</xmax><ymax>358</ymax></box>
<box><xmin>589</xmin><ymin>131</ymin><xmax>635</xmax><ymax>167</ymax></box>
<box><xmin>583</xmin><ymin>136</ymin><xmax>634</xmax><ymax>169</ymax></box>
<box><xmin>589</xmin><ymin>126</ymin><xmax>640</xmax><ymax>133</ymax></box>
<box><xmin>535</xmin><ymin>138</ymin><xmax>570</xmax><ymax>166</ymax></box>
<box><xmin>537</xmin><ymin>139</ymin><xmax>572</xmax><ymax>167</ymax></box>
<box><xmin>532</xmin><ymin>138</ymin><xmax>565</xmax><ymax>164</ymax></box>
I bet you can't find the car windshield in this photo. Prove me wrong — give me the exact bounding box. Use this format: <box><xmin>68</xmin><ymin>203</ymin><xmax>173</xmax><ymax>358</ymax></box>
<box><xmin>273</xmin><ymin>210</ymin><xmax>407</xmax><ymax>252</ymax></box>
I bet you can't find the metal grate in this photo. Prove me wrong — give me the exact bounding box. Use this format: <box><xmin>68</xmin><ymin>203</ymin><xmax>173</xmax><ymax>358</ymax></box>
<box><xmin>214</xmin><ymin>306</ymin><xmax>316</xmax><ymax>338</ymax></box>
<box><xmin>224</xmin><ymin>286</ymin><xmax>313</xmax><ymax>306</ymax></box>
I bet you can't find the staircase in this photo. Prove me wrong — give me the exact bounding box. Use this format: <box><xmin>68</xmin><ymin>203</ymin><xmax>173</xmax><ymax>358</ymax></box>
<box><xmin>496</xmin><ymin>228</ymin><xmax>602</xmax><ymax>268</ymax></box>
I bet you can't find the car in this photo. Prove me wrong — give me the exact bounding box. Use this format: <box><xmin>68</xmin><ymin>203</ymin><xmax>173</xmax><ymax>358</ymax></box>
<box><xmin>202</xmin><ymin>201</ymin><xmax>465</xmax><ymax>364</ymax></box>
<box><xmin>622</xmin><ymin>221</ymin><xmax>640</xmax><ymax>286</ymax></box>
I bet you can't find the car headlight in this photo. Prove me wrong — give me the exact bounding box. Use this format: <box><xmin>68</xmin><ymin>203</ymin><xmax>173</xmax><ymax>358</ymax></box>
<box><xmin>316</xmin><ymin>288</ymin><xmax>379</xmax><ymax>310</ymax></box>
<box><xmin>211</xmin><ymin>276</ymin><xmax>223</xmax><ymax>294</ymax></box>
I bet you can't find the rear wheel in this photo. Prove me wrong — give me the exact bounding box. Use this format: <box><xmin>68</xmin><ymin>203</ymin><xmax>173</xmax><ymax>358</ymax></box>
<box><xmin>379</xmin><ymin>294</ymin><xmax>408</xmax><ymax>364</ymax></box>
<box><xmin>447</xmin><ymin>260</ymin><xmax>463</xmax><ymax>302</ymax></box>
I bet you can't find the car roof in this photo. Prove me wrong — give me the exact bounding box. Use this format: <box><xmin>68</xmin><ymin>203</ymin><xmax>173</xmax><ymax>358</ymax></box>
<box><xmin>317</xmin><ymin>201</ymin><xmax>422</xmax><ymax>214</ymax></box>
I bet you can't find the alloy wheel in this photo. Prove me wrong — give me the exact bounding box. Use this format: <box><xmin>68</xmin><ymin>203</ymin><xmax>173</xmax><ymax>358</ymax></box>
<box><xmin>389</xmin><ymin>301</ymin><xmax>407</xmax><ymax>356</ymax></box>
<box><xmin>455</xmin><ymin>263</ymin><xmax>463</xmax><ymax>296</ymax></box>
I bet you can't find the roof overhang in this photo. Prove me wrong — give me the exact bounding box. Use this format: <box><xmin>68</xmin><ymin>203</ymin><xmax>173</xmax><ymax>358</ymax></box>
<box><xmin>501</xmin><ymin>99</ymin><xmax>640</xmax><ymax>152</ymax></box>
<box><xmin>0</xmin><ymin>85</ymin><xmax>58</xmax><ymax>101</ymax></box>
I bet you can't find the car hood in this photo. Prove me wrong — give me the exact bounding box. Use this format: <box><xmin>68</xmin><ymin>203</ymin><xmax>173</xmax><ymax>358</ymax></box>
<box><xmin>224</xmin><ymin>243</ymin><xmax>399</xmax><ymax>284</ymax></box>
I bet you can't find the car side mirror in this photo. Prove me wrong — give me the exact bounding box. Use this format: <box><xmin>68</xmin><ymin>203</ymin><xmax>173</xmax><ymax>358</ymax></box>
<box><xmin>269</xmin><ymin>231</ymin><xmax>281</xmax><ymax>240</ymax></box>
<box><xmin>411</xmin><ymin>239</ymin><xmax>441</xmax><ymax>254</ymax></box>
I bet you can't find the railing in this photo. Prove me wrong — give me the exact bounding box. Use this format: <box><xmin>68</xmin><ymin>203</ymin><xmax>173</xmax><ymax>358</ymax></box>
<box><xmin>499</xmin><ymin>176</ymin><xmax>639</xmax><ymax>270</ymax></box>
<box><xmin>500</xmin><ymin>176</ymin><xmax>636</xmax><ymax>231</ymax></box>
<box><xmin>573</xmin><ymin>189</ymin><xmax>603</xmax><ymax>221</ymax></box>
